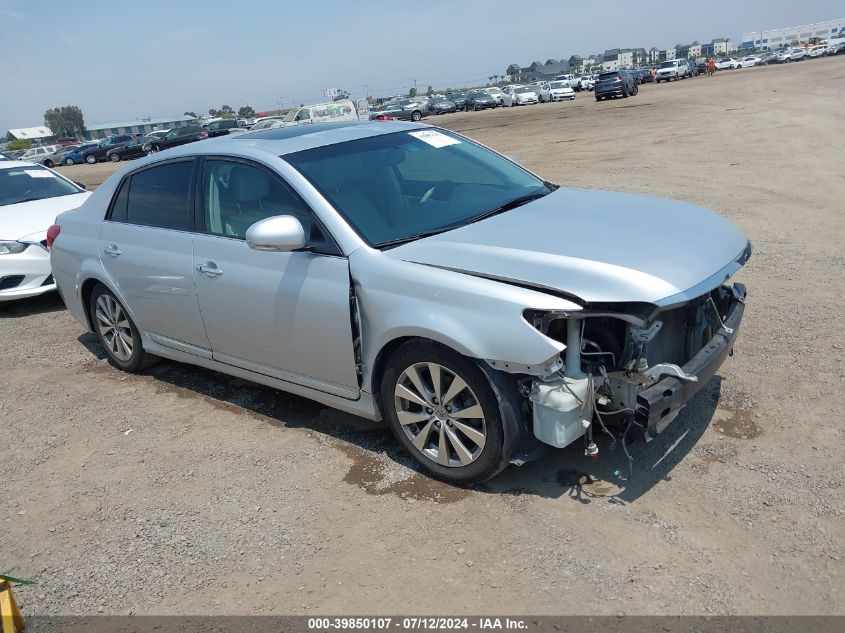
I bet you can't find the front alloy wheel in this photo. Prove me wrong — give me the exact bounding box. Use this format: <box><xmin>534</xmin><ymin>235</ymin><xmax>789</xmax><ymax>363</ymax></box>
<box><xmin>395</xmin><ymin>362</ymin><xmax>486</xmax><ymax>468</ymax></box>
<box><xmin>381</xmin><ymin>341</ymin><xmax>508</xmax><ymax>484</ymax></box>
<box><xmin>85</xmin><ymin>154</ymin><xmax>96</xmax><ymax>164</ymax></box>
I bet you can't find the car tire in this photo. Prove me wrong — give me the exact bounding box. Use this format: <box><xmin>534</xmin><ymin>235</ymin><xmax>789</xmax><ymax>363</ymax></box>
<box><xmin>622</xmin><ymin>86</ymin><xmax>629</xmax><ymax>98</ymax></box>
<box><xmin>64</xmin><ymin>157</ymin><xmax>75</xmax><ymax>166</ymax></box>
<box><xmin>411</xmin><ymin>111</ymin><xmax>422</xmax><ymax>121</ymax></box>
<box><xmin>44</xmin><ymin>159</ymin><xmax>54</xmax><ymax>168</ymax></box>
<box><xmin>632</xmin><ymin>83</ymin><xmax>639</xmax><ymax>96</ymax></box>
<box><xmin>146</xmin><ymin>147</ymin><xmax>159</xmax><ymax>156</ymax></box>
<box><xmin>89</xmin><ymin>283</ymin><xmax>159</xmax><ymax>373</ymax></box>
<box><xmin>84</xmin><ymin>154</ymin><xmax>97</xmax><ymax>164</ymax></box>
<box><xmin>110</xmin><ymin>153</ymin><xmax>121</xmax><ymax>162</ymax></box>
<box><xmin>380</xmin><ymin>340</ymin><xmax>509</xmax><ymax>485</ymax></box>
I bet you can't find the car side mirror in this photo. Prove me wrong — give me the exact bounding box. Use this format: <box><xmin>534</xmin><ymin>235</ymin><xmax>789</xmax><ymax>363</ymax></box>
<box><xmin>245</xmin><ymin>215</ymin><xmax>306</xmax><ymax>252</ymax></box>
<box><xmin>74</xmin><ymin>181</ymin><xmax>87</xmax><ymax>190</ymax></box>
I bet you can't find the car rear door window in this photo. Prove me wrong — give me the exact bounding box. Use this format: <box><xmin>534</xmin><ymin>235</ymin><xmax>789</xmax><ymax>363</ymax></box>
<box><xmin>125</xmin><ymin>161</ymin><xmax>194</xmax><ymax>230</ymax></box>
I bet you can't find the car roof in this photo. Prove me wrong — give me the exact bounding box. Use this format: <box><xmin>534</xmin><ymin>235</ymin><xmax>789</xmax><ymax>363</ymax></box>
<box><xmin>169</xmin><ymin>121</ymin><xmax>429</xmax><ymax>158</ymax></box>
<box><xmin>0</xmin><ymin>160</ymin><xmax>45</xmax><ymax>171</ymax></box>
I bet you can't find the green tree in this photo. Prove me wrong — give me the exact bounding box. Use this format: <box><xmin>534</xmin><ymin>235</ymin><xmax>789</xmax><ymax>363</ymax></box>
<box><xmin>184</xmin><ymin>111</ymin><xmax>198</xmax><ymax>118</ymax></box>
<box><xmin>237</xmin><ymin>105</ymin><xmax>256</xmax><ymax>118</ymax></box>
<box><xmin>7</xmin><ymin>138</ymin><xmax>31</xmax><ymax>151</ymax></box>
<box><xmin>44</xmin><ymin>105</ymin><xmax>86</xmax><ymax>138</ymax></box>
<box><xmin>208</xmin><ymin>108</ymin><xmax>218</xmax><ymax>117</ymax></box>
<box><xmin>408</xmin><ymin>87</ymin><xmax>417</xmax><ymax>98</ymax></box>
<box><xmin>426</xmin><ymin>85</ymin><xmax>433</xmax><ymax>96</ymax></box>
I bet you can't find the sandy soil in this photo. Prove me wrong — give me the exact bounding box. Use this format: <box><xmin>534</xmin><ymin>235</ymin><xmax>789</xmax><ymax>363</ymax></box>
<box><xmin>4</xmin><ymin>57</ymin><xmax>844</xmax><ymax>616</ymax></box>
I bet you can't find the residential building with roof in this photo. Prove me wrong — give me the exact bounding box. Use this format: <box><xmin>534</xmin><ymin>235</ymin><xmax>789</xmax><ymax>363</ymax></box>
<box><xmin>84</xmin><ymin>115</ymin><xmax>199</xmax><ymax>140</ymax></box>
<box><xmin>3</xmin><ymin>126</ymin><xmax>55</xmax><ymax>144</ymax></box>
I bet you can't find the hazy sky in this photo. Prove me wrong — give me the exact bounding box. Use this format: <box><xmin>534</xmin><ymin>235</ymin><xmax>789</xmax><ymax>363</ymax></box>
<box><xmin>1</xmin><ymin>0</ymin><xmax>841</xmax><ymax>131</ymax></box>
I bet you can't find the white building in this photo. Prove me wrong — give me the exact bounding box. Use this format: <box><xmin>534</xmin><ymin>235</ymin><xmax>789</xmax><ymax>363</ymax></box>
<box><xmin>741</xmin><ymin>17</ymin><xmax>844</xmax><ymax>49</ymax></box>
<box><xmin>3</xmin><ymin>126</ymin><xmax>54</xmax><ymax>144</ymax></box>
<box><xmin>665</xmin><ymin>48</ymin><xmax>676</xmax><ymax>60</ymax></box>
<box><xmin>689</xmin><ymin>44</ymin><xmax>702</xmax><ymax>58</ymax></box>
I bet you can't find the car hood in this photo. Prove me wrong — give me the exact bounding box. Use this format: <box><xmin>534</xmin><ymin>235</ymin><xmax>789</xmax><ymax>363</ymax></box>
<box><xmin>385</xmin><ymin>187</ymin><xmax>750</xmax><ymax>306</ymax></box>
<box><xmin>0</xmin><ymin>192</ymin><xmax>91</xmax><ymax>240</ymax></box>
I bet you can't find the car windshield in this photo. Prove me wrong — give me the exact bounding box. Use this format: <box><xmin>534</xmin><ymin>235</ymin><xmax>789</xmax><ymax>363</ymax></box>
<box><xmin>285</xmin><ymin>129</ymin><xmax>550</xmax><ymax>247</ymax></box>
<box><xmin>282</xmin><ymin>110</ymin><xmax>299</xmax><ymax>122</ymax></box>
<box><xmin>487</xmin><ymin>88</ymin><xmax>502</xmax><ymax>93</ymax></box>
<box><xmin>0</xmin><ymin>165</ymin><xmax>81</xmax><ymax>206</ymax></box>
<box><xmin>659</xmin><ymin>61</ymin><xmax>675</xmax><ymax>68</ymax></box>
<box><xmin>549</xmin><ymin>81</ymin><xmax>568</xmax><ymax>89</ymax></box>
<box><xmin>514</xmin><ymin>87</ymin><xmax>533</xmax><ymax>94</ymax></box>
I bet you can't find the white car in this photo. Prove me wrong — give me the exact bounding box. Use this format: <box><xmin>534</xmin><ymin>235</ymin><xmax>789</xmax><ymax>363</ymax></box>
<box><xmin>484</xmin><ymin>87</ymin><xmax>504</xmax><ymax>104</ymax></box>
<box><xmin>808</xmin><ymin>45</ymin><xmax>827</xmax><ymax>59</ymax></box>
<box><xmin>655</xmin><ymin>59</ymin><xmax>685</xmax><ymax>82</ymax></box>
<box><xmin>554</xmin><ymin>73</ymin><xmax>579</xmax><ymax>89</ymax></box>
<box><xmin>538</xmin><ymin>81</ymin><xmax>576</xmax><ymax>102</ymax></box>
<box><xmin>0</xmin><ymin>162</ymin><xmax>90</xmax><ymax>301</ymax></box>
<box><xmin>579</xmin><ymin>75</ymin><xmax>595</xmax><ymax>90</ymax></box>
<box><xmin>501</xmin><ymin>86</ymin><xmax>539</xmax><ymax>106</ymax></box>
<box><xmin>715</xmin><ymin>57</ymin><xmax>741</xmax><ymax>70</ymax></box>
<box><xmin>16</xmin><ymin>145</ymin><xmax>62</xmax><ymax>164</ymax></box>
<box><xmin>740</xmin><ymin>55</ymin><xmax>761</xmax><ymax>68</ymax></box>
<box><xmin>785</xmin><ymin>48</ymin><xmax>808</xmax><ymax>62</ymax></box>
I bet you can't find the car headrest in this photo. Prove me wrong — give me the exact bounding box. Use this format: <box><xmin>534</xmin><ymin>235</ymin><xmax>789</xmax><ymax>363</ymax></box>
<box><xmin>229</xmin><ymin>166</ymin><xmax>269</xmax><ymax>202</ymax></box>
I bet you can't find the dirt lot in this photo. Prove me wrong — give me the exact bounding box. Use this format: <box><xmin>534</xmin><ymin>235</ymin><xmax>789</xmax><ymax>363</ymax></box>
<box><xmin>4</xmin><ymin>58</ymin><xmax>844</xmax><ymax>616</ymax></box>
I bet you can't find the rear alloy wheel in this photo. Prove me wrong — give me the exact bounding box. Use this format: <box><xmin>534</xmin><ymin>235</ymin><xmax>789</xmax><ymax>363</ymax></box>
<box><xmin>89</xmin><ymin>284</ymin><xmax>158</xmax><ymax>372</ymax></box>
<box><xmin>85</xmin><ymin>154</ymin><xmax>96</xmax><ymax>164</ymax></box>
<box><xmin>632</xmin><ymin>83</ymin><xmax>639</xmax><ymax>96</ymax></box>
<box><xmin>381</xmin><ymin>341</ymin><xmax>507</xmax><ymax>484</ymax></box>
<box><xmin>64</xmin><ymin>157</ymin><xmax>75</xmax><ymax>166</ymax></box>
<box><xmin>44</xmin><ymin>159</ymin><xmax>54</xmax><ymax>168</ymax></box>
<box><xmin>110</xmin><ymin>153</ymin><xmax>121</xmax><ymax>162</ymax></box>
<box><xmin>146</xmin><ymin>147</ymin><xmax>159</xmax><ymax>156</ymax></box>
<box><xmin>411</xmin><ymin>110</ymin><xmax>422</xmax><ymax>122</ymax></box>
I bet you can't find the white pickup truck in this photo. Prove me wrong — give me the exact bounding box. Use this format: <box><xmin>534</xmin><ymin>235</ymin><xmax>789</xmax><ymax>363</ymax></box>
<box><xmin>654</xmin><ymin>59</ymin><xmax>685</xmax><ymax>82</ymax></box>
<box><xmin>554</xmin><ymin>74</ymin><xmax>581</xmax><ymax>90</ymax></box>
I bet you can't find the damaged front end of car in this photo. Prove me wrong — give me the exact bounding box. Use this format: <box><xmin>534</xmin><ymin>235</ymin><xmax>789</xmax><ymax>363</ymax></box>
<box><xmin>521</xmin><ymin>279</ymin><xmax>748</xmax><ymax>460</ymax></box>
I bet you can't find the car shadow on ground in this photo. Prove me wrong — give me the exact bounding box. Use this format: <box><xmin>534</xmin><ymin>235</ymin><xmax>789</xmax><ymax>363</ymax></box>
<box><xmin>0</xmin><ymin>292</ymin><xmax>65</xmax><ymax>318</ymax></box>
<box><xmin>78</xmin><ymin>333</ymin><xmax>720</xmax><ymax>505</ymax></box>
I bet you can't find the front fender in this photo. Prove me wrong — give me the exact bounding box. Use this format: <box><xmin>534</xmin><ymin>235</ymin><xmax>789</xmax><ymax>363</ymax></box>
<box><xmin>350</xmin><ymin>249</ymin><xmax>579</xmax><ymax>393</ymax></box>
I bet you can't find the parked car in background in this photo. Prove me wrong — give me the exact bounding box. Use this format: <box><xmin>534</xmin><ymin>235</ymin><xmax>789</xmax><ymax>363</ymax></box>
<box><xmin>142</xmin><ymin>126</ymin><xmax>204</xmax><ymax>155</ymax></box>
<box><xmin>0</xmin><ymin>161</ymin><xmax>90</xmax><ymax>301</ymax></box>
<box><xmin>579</xmin><ymin>75</ymin><xmax>596</xmax><ymax>90</ymax></box>
<box><xmin>655</xmin><ymin>59</ymin><xmax>686</xmax><ymax>82</ymax></box>
<box><xmin>445</xmin><ymin>93</ymin><xmax>468</xmax><ymax>110</ymax></box>
<box><xmin>827</xmin><ymin>39</ymin><xmax>845</xmax><ymax>55</ymax></box>
<box><xmin>785</xmin><ymin>48</ymin><xmax>808</xmax><ymax>62</ymax></box>
<box><xmin>205</xmin><ymin>119</ymin><xmax>242</xmax><ymax>137</ymax></box>
<box><xmin>807</xmin><ymin>45</ymin><xmax>828</xmax><ymax>59</ymax></box>
<box><xmin>61</xmin><ymin>143</ymin><xmax>101</xmax><ymax>166</ymax></box>
<box><xmin>740</xmin><ymin>55</ymin><xmax>762</xmax><ymax>68</ymax></box>
<box><xmin>685</xmin><ymin>60</ymin><xmax>699</xmax><ymax>76</ymax></box>
<box><xmin>250</xmin><ymin>117</ymin><xmax>284</xmax><ymax>130</ymax></box>
<box><xmin>484</xmin><ymin>87</ymin><xmax>504</xmax><ymax>104</ymax></box>
<box><xmin>42</xmin><ymin>145</ymin><xmax>80</xmax><ymax>168</ymax></box>
<box><xmin>554</xmin><ymin>74</ymin><xmax>579</xmax><ymax>90</ymax></box>
<box><xmin>697</xmin><ymin>60</ymin><xmax>708</xmax><ymax>73</ymax></box>
<box><xmin>77</xmin><ymin>135</ymin><xmax>135</xmax><ymax>164</ymax></box>
<box><xmin>595</xmin><ymin>70</ymin><xmax>637</xmax><ymax>100</ymax></box>
<box><xmin>538</xmin><ymin>81</ymin><xmax>575</xmax><ymax>102</ymax></box>
<box><xmin>464</xmin><ymin>91</ymin><xmax>497</xmax><ymax>110</ymax></box>
<box><xmin>50</xmin><ymin>121</ymin><xmax>750</xmax><ymax>484</ymax></box>
<box><xmin>426</xmin><ymin>97</ymin><xmax>458</xmax><ymax>115</ymax></box>
<box><xmin>502</xmin><ymin>85</ymin><xmax>539</xmax><ymax>106</ymax></box>
<box><xmin>369</xmin><ymin>103</ymin><xmax>427</xmax><ymax>122</ymax></box>
<box><xmin>106</xmin><ymin>136</ymin><xmax>160</xmax><ymax>162</ymax></box>
<box><xmin>17</xmin><ymin>145</ymin><xmax>62</xmax><ymax>164</ymax></box>
<box><xmin>715</xmin><ymin>57</ymin><xmax>741</xmax><ymax>70</ymax></box>
<box><xmin>0</xmin><ymin>152</ymin><xmax>13</xmax><ymax>161</ymax></box>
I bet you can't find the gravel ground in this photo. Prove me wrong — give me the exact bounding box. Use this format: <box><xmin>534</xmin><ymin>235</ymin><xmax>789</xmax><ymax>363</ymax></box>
<box><xmin>4</xmin><ymin>57</ymin><xmax>844</xmax><ymax>616</ymax></box>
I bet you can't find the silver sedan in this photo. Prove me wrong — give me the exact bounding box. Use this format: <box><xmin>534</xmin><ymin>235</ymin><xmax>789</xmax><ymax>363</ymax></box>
<box><xmin>50</xmin><ymin>121</ymin><xmax>750</xmax><ymax>483</ymax></box>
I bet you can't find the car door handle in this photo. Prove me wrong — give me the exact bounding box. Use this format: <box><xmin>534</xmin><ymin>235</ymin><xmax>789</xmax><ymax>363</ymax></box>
<box><xmin>196</xmin><ymin>262</ymin><xmax>223</xmax><ymax>277</ymax></box>
<box><xmin>103</xmin><ymin>244</ymin><xmax>121</xmax><ymax>257</ymax></box>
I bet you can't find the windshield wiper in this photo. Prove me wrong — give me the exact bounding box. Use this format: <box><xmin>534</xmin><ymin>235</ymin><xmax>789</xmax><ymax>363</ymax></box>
<box><xmin>376</xmin><ymin>227</ymin><xmax>454</xmax><ymax>249</ymax></box>
<box><xmin>467</xmin><ymin>191</ymin><xmax>550</xmax><ymax>225</ymax></box>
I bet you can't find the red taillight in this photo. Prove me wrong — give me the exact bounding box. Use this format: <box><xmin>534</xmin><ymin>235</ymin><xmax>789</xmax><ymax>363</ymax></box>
<box><xmin>46</xmin><ymin>224</ymin><xmax>61</xmax><ymax>249</ymax></box>
<box><xmin>376</xmin><ymin>115</ymin><xmax>394</xmax><ymax>121</ymax></box>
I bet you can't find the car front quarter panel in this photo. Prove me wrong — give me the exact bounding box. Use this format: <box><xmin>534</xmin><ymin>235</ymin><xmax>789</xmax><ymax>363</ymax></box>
<box><xmin>350</xmin><ymin>248</ymin><xmax>580</xmax><ymax>394</ymax></box>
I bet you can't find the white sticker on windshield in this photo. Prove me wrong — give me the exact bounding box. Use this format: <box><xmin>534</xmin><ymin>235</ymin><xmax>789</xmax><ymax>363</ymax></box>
<box><xmin>408</xmin><ymin>130</ymin><xmax>461</xmax><ymax>148</ymax></box>
<box><xmin>24</xmin><ymin>170</ymin><xmax>53</xmax><ymax>178</ymax></box>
